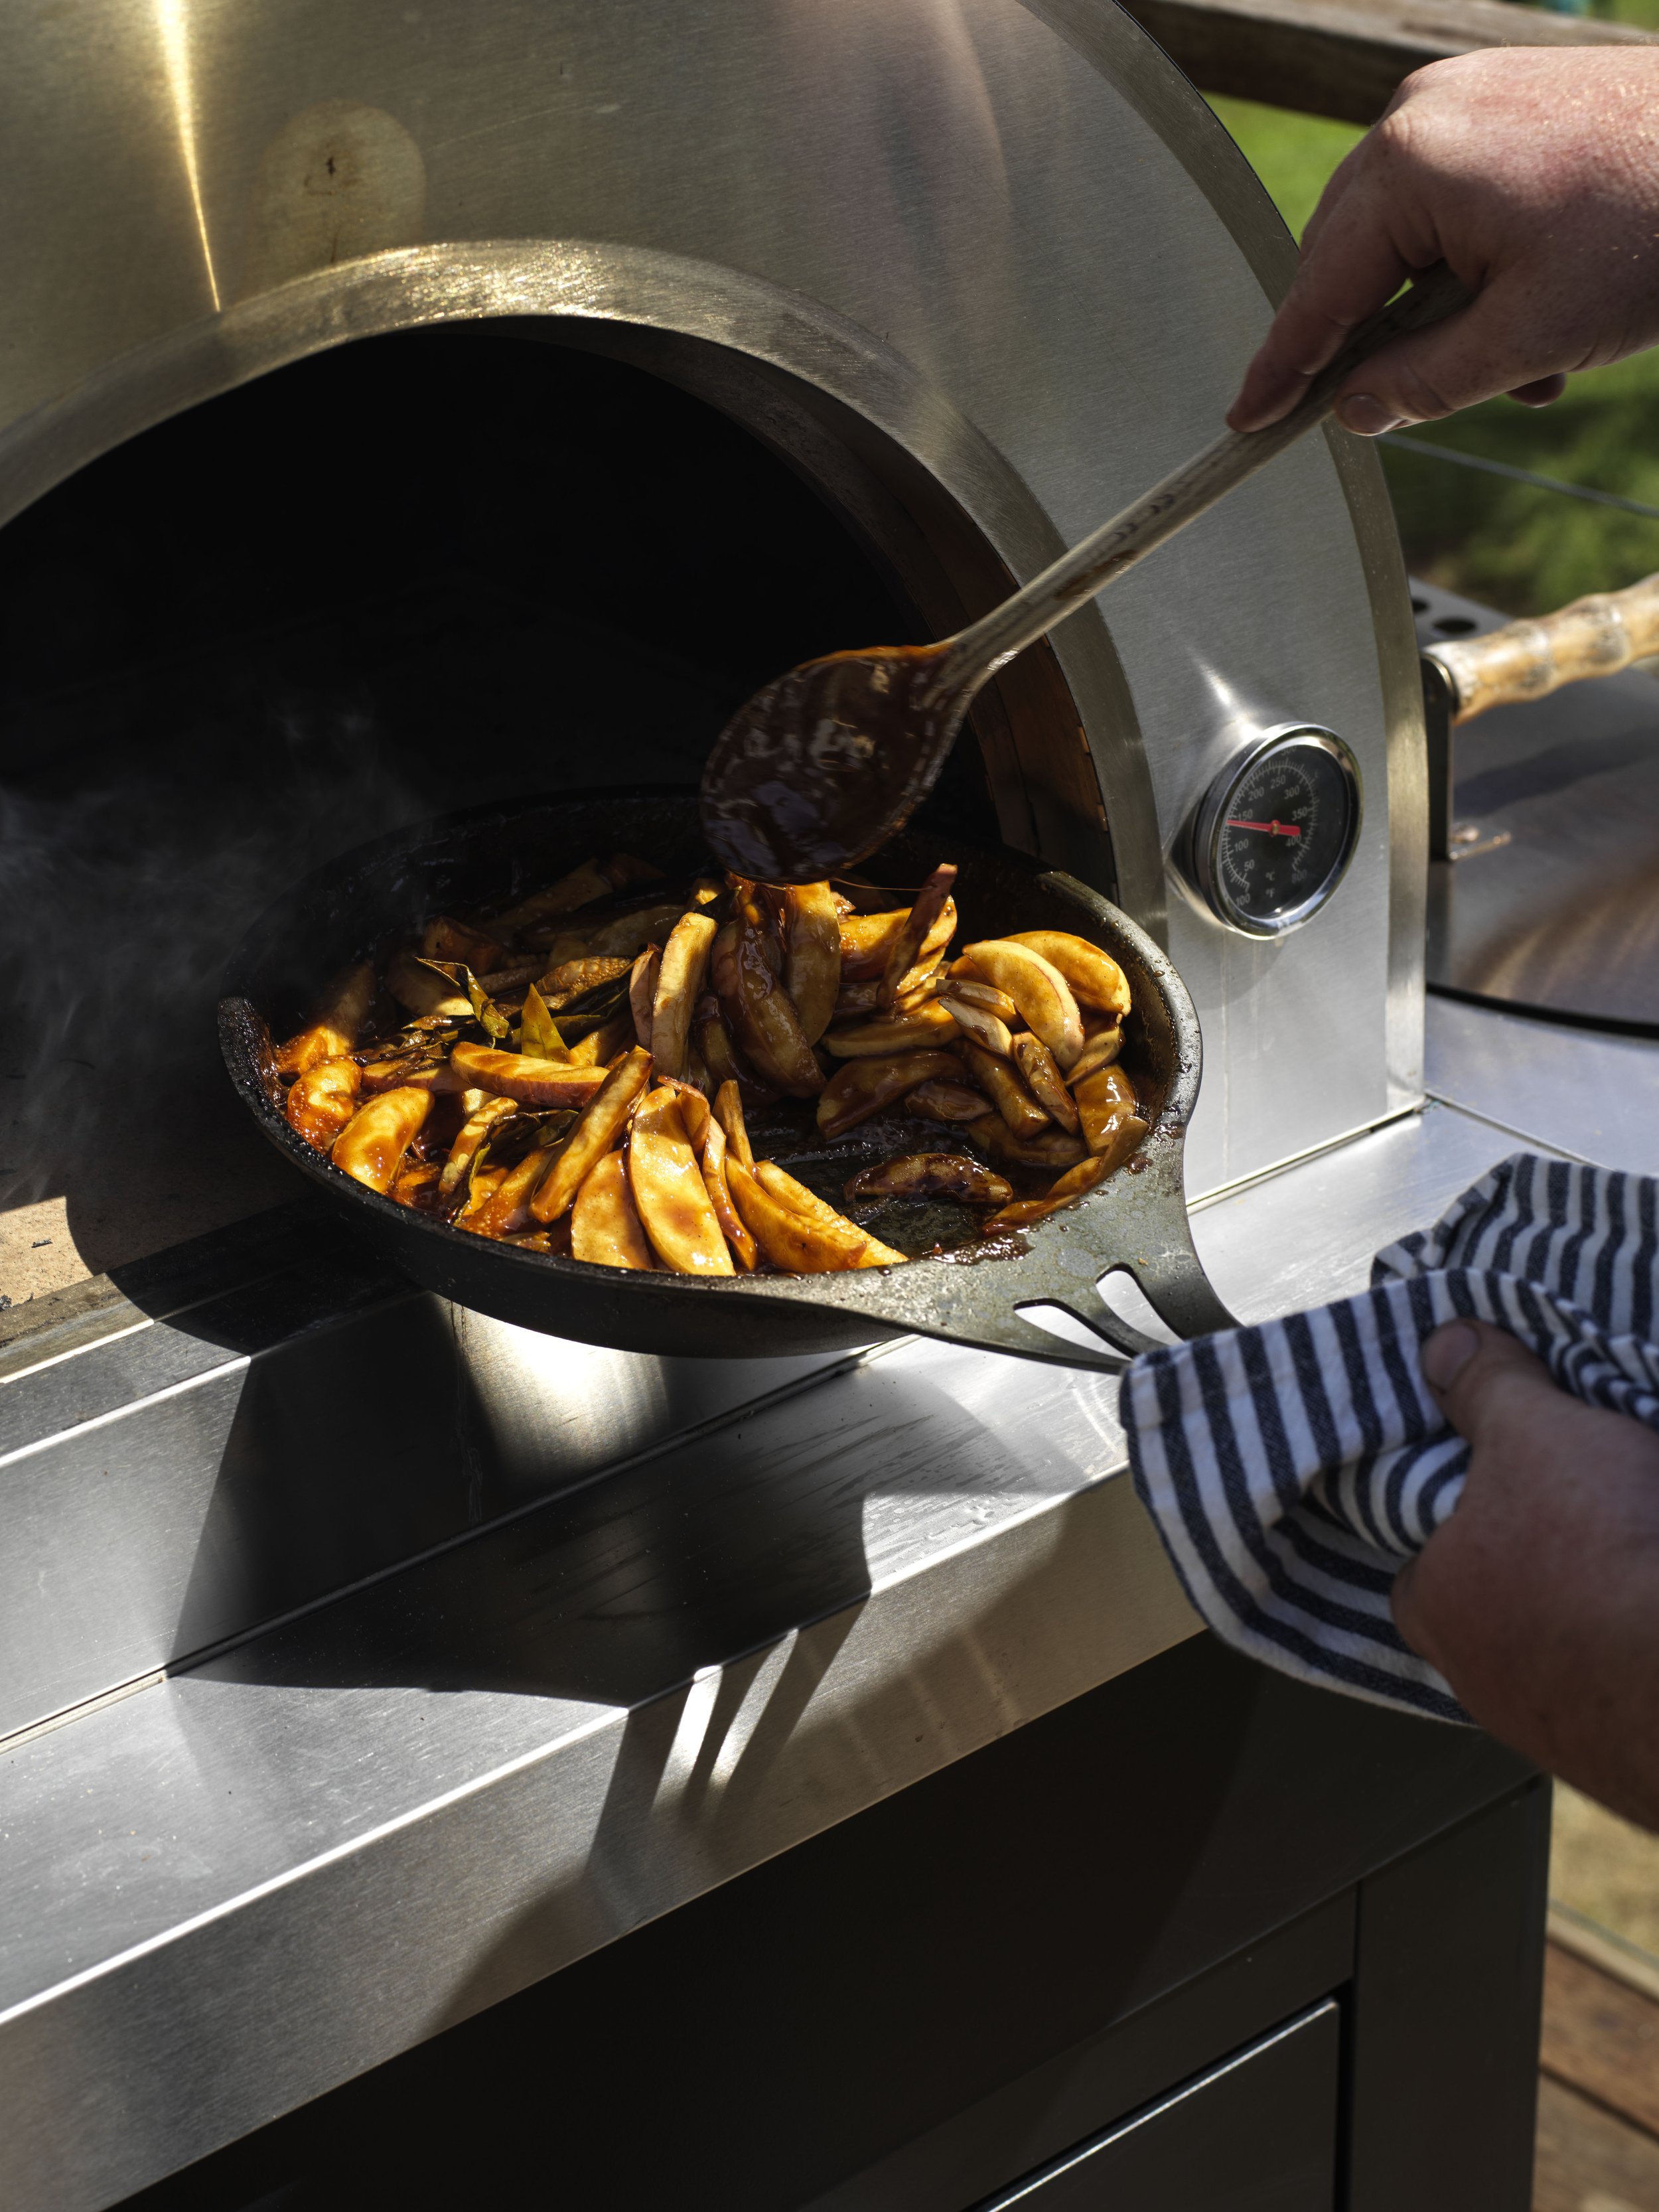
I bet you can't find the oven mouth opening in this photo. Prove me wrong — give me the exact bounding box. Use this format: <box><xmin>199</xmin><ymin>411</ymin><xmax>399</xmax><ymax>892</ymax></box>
<box><xmin>0</xmin><ymin>324</ymin><xmax>997</xmax><ymax>839</ymax></box>
<box><xmin>0</xmin><ymin>318</ymin><xmax>1101</xmax><ymax>1285</ymax></box>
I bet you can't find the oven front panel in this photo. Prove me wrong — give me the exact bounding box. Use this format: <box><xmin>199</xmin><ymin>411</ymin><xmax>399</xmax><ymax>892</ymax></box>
<box><xmin>0</xmin><ymin>0</ymin><xmax>1417</xmax><ymax>1198</ymax></box>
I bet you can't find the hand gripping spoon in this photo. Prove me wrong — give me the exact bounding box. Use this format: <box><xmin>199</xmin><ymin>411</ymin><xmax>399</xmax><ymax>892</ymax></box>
<box><xmin>700</xmin><ymin>263</ymin><xmax>1469</xmax><ymax>883</ymax></box>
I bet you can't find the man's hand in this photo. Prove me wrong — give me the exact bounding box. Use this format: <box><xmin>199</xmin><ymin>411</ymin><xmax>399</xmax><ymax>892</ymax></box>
<box><xmin>1229</xmin><ymin>49</ymin><xmax>1659</xmax><ymax>437</ymax></box>
<box><xmin>1392</xmin><ymin>1319</ymin><xmax>1659</xmax><ymax>1830</ymax></box>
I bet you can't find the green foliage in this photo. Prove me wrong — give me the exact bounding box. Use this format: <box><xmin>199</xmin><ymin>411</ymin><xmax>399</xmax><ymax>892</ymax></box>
<box><xmin>1380</xmin><ymin>368</ymin><xmax>1659</xmax><ymax>615</ymax></box>
<box><xmin>1205</xmin><ymin>93</ymin><xmax>1659</xmax><ymax>613</ymax></box>
<box><xmin>1204</xmin><ymin>97</ymin><xmax>1360</xmax><ymax>239</ymax></box>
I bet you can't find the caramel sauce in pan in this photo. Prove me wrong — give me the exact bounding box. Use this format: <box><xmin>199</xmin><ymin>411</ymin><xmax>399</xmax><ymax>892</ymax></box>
<box><xmin>699</xmin><ymin>642</ymin><xmax>960</xmax><ymax>883</ymax></box>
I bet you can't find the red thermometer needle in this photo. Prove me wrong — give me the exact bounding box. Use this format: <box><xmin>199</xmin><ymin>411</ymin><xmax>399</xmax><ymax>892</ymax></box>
<box><xmin>1227</xmin><ymin>817</ymin><xmax>1301</xmax><ymax>839</ymax></box>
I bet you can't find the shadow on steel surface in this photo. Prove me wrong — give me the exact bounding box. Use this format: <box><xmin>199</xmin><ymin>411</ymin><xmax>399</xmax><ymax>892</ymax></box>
<box><xmin>414</xmin><ymin>1624</ymin><xmax>1263</xmax><ymax>2043</ymax></box>
<box><xmin>0</xmin><ymin>1191</ymin><xmax>867</xmax><ymax>1743</ymax></box>
<box><xmin>182</xmin><ymin>1339</ymin><xmax>1108</xmax><ymax>1715</ymax></box>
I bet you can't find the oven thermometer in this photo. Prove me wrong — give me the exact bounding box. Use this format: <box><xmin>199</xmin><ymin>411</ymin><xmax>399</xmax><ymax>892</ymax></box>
<box><xmin>1190</xmin><ymin>725</ymin><xmax>1362</xmax><ymax>938</ymax></box>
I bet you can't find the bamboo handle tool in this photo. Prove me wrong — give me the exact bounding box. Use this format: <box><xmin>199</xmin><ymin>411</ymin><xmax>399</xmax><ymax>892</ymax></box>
<box><xmin>1426</xmin><ymin>572</ymin><xmax>1659</xmax><ymax>725</ymax></box>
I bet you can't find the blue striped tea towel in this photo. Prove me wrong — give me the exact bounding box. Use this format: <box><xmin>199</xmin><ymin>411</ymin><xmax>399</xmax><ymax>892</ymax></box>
<box><xmin>1121</xmin><ymin>1153</ymin><xmax>1659</xmax><ymax>1725</ymax></box>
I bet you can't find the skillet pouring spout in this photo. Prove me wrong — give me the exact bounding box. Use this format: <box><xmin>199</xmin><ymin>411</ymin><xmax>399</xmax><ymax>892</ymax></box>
<box><xmin>219</xmin><ymin>789</ymin><xmax>1235</xmax><ymax>1372</ymax></box>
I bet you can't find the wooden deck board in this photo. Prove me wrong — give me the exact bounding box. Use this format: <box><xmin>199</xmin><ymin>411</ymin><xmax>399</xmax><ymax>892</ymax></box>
<box><xmin>1543</xmin><ymin>1947</ymin><xmax>1659</xmax><ymax>2142</ymax></box>
<box><xmin>1538</xmin><ymin>1939</ymin><xmax>1659</xmax><ymax>2211</ymax></box>
<box><xmin>1536</xmin><ymin>2077</ymin><xmax>1659</xmax><ymax>2212</ymax></box>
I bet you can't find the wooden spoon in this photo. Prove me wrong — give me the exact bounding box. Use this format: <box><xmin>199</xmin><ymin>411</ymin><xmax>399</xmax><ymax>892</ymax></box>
<box><xmin>700</xmin><ymin>264</ymin><xmax>1470</xmax><ymax>883</ymax></box>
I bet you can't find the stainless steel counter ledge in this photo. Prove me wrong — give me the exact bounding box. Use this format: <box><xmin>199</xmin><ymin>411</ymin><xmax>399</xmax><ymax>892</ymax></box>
<box><xmin>0</xmin><ymin>1096</ymin><xmax>1555</xmax><ymax>2209</ymax></box>
<box><xmin>1425</xmin><ymin>991</ymin><xmax>1659</xmax><ymax>1174</ymax></box>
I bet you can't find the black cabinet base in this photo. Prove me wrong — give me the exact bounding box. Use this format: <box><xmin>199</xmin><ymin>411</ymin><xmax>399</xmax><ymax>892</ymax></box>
<box><xmin>119</xmin><ymin>1636</ymin><xmax>1544</xmax><ymax>2212</ymax></box>
<box><xmin>972</xmin><ymin>2000</ymin><xmax>1342</xmax><ymax>2212</ymax></box>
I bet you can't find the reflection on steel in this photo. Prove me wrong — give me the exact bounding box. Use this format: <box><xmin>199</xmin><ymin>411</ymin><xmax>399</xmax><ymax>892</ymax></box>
<box><xmin>152</xmin><ymin>0</ymin><xmax>220</xmax><ymax>310</ymax></box>
<box><xmin>1419</xmin><ymin>580</ymin><xmax>1659</xmax><ymax>1032</ymax></box>
<box><xmin>1446</xmin><ymin>826</ymin><xmax>1512</xmax><ymax>862</ymax></box>
<box><xmin>1425</xmin><ymin>995</ymin><xmax>1659</xmax><ymax>1177</ymax></box>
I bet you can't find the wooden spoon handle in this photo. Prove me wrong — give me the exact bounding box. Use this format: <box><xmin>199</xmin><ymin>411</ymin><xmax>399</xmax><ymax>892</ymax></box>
<box><xmin>1427</xmin><ymin>573</ymin><xmax>1659</xmax><ymax>724</ymax></box>
<box><xmin>936</xmin><ymin>262</ymin><xmax>1473</xmax><ymax>693</ymax></box>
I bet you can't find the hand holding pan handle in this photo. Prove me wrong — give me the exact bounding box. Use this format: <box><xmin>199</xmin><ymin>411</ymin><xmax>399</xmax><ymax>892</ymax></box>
<box><xmin>1425</xmin><ymin>571</ymin><xmax>1659</xmax><ymax>723</ymax></box>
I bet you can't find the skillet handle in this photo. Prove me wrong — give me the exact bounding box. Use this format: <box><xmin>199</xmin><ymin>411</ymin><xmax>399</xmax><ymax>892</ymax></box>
<box><xmin>1066</xmin><ymin>1230</ymin><xmax>1239</xmax><ymax>1362</ymax></box>
<box><xmin>928</xmin><ymin>1305</ymin><xmax>1133</xmax><ymax>1374</ymax></box>
<box><xmin>1427</xmin><ymin>569</ymin><xmax>1659</xmax><ymax>724</ymax></box>
<box><xmin>1132</xmin><ymin>1244</ymin><xmax>1238</xmax><ymax>1338</ymax></box>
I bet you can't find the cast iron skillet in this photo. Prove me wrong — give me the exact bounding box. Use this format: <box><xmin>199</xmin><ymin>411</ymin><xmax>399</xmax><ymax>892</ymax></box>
<box><xmin>218</xmin><ymin>789</ymin><xmax>1237</xmax><ymax>1372</ymax></box>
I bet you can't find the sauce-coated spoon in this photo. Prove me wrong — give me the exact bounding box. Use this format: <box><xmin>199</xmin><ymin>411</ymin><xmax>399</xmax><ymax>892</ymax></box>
<box><xmin>700</xmin><ymin>264</ymin><xmax>1469</xmax><ymax>883</ymax></box>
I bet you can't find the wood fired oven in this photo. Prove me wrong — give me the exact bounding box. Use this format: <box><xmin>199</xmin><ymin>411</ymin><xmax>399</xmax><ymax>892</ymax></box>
<box><xmin>0</xmin><ymin>0</ymin><xmax>1423</xmax><ymax>1215</ymax></box>
<box><xmin>0</xmin><ymin>5</ymin><xmax>1559</xmax><ymax>2209</ymax></box>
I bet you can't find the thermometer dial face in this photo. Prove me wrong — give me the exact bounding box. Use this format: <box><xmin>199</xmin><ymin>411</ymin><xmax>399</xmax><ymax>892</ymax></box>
<box><xmin>1194</xmin><ymin>728</ymin><xmax>1361</xmax><ymax>938</ymax></box>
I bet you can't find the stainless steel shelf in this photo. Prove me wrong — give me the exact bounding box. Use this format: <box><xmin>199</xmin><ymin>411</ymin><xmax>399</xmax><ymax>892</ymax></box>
<box><xmin>0</xmin><ymin>1069</ymin><xmax>1573</xmax><ymax>2209</ymax></box>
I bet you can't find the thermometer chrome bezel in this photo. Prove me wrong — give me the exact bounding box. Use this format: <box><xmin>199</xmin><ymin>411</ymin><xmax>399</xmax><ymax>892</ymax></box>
<box><xmin>1191</xmin><ymin>724</ymin><xmax>1362</xmax><ymax>940</ymax></box>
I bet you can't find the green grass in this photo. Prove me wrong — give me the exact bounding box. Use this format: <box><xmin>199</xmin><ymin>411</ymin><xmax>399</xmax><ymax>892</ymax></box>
<box><xmin>1206</xmin><ymin>94</ymin><xmax>1659</xmax><ymax>613</ymax></box>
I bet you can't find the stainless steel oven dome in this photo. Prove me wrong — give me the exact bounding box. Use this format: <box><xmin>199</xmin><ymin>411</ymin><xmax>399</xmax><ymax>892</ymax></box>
<box><xmin>0</xmin><ymin>0</ymin><xmax>1422</xmax><ymax>1200</ymax></box>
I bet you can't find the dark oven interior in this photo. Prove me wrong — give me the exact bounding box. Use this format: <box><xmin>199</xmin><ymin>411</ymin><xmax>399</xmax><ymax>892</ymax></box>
<box><xmin>0</xmin><ymin>326</ymin><xmax>1037</xmax><ymax>1284</ymax></box>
